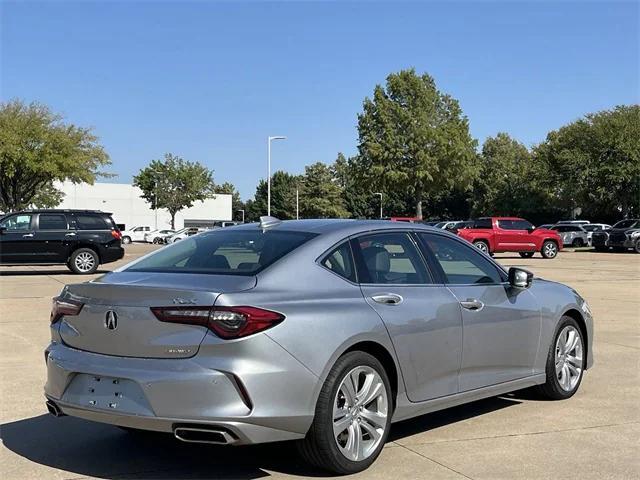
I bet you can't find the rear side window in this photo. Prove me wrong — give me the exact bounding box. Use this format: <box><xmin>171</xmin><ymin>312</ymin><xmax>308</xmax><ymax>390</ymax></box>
<box><xmin>38</xmin><ymin>214</ymin><xmax>67</xmax><ymax>230</ymax></box>
<box><xmin>74</xmin><ymin>214</ymin><xmax>108</xmax><ymax>230</ymax></box>
<box><xmin>471</xmin><ymin>218</ymin><xmax>492</xmax><ymax>229</ymax></box>
<box><xmin>321</xmin><ymin>242</ymin><xmax>356</xmax><ymax>282</ymax></box>
<box><xmin>125</xmin><ymin>229</ymin><xmax>317</xmax><ymax>275</ymax></box>
<box><xmin>354</xmin><ymin>232</ymin><xmax>431</xmax><ymax>284</ymax></box>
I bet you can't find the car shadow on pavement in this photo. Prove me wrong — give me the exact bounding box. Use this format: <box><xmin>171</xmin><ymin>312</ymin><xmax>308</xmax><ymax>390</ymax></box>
<box><xmin>2</xmin><ymin>395</ymin><xmax>525</xmax><ymax>479</ymax></box>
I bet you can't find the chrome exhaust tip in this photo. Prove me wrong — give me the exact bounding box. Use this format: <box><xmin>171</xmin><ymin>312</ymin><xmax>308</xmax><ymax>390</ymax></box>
<box><xmin>46</xmin><ymin>400</ymin><xmax>65</xmax><ymax>417</ymax></box>
<box><xmin>173</xmin><ymin>425</ymin><xmax>237</xmax><ymax>445</ymax></box>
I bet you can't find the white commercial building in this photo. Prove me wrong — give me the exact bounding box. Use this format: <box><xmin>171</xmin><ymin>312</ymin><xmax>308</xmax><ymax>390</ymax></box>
<box><xmin>56</xmin><ymin>181</ymin><xmax>232</xmax><ymax>230</ymax></box>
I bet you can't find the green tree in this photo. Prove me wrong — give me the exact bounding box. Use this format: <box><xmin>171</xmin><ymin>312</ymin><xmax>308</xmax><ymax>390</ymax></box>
<box><xmin>473</xmin><ymin>133</ymin><xmax>531</xmax><ymax>215</ymax></box>
<box><xmin>299</xmin><ymin>162</ymin><xmax>349</xmax><ymax>218</ymax></box>
<box><xmin>0</xmin><ymin>99</ymin><xmax>110</xmax><ymax>212</ymax></box>
<box><xmin>534</xmin><ymin>105</ymin><xmax>640</xmax><ymax>219</ymax></box>
<box><xmin>356</xmin><ymin>69</ymin><xmax>479</xmax><ymax>219</ymax></box>
<box><xmin>214</xmin><ymin>181</ymin><xmax>244</xmax><ymax>221</ymax></box>
<box><xmin>133</xmin><ymin>153</ymin><xmax>215</xmax><ymax>229</ymax></box>
<box><xmin>248</xmin><ymin>170</ymin><xmax>299</xmax><ymax>220</ymax></box>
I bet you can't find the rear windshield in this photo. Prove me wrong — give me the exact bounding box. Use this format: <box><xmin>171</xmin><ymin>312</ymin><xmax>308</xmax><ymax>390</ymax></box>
<box><xmin>613</xmin><ymin>220</ymin><xmax>639</xmax><ymax>229</ymax></box>
<box><xmin>125</xmin><ymin>229</ymin><xmax>317</xmax><ymax>275</ymax></box>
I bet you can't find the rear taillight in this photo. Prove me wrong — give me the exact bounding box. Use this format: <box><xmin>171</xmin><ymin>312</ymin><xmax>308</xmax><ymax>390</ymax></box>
<box><xmin>111</xmin><ymin>229</ymin><xmax>122</xmax><ymax>240</ymax></box>
<box><xmin>150</xmin><ymin>306</ymin><xmax>284</xmax><ymax>339</ymax></box>
<box><xmin>50</xmin><ymin>297</ymin><xmax>84</xmax><ymax>324</ymax></box>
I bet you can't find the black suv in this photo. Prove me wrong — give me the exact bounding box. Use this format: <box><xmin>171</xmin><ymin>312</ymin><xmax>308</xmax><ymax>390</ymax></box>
<box><xmin>0</xmin><ymin>209</ymin><xmax>124</xmax><ymax>274</ymax></box>
<box><xmin>592</xmin><ymin>219</ymin><xmax>640</xmax><ymax>253</ymax></box>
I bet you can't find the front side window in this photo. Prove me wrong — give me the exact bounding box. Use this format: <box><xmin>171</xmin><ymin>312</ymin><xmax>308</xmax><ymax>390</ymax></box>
<box><xmin>419</xmin><ymin>234</ymin><xmax>503</xmax><ymax>285</ymax></box>
<box><xmin>38</xmin><ymin>214</ymin><xmax>67</xmax><ymax>230</ymax></box>
<box><xmin>511</xmin><ymin>220</ymin><xmax>534</xmax><ymax>230</ymax></box>
<box><xmin>126</xmin><ymin>229</ymin><xmax>316</xmax><ymax>275</ymax></box>
<box><xmin>354</xmin><ymin>232</ymin><xmax>431</xmax><ymax>284</ymax></box>
<box><xmin>0</xmin><ymin>214</ymin><xmax>32</xmax><ymax>231</ymax></box>
<box><xmin>321</xmin><ymin>242</ymin><xmax>356</xmax><ymax>282</ymax></box>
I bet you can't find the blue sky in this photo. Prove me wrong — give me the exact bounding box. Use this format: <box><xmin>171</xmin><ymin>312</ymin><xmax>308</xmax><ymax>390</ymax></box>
<box><xmin>2</xmin><ymin>1</ymin><xmax>638</xmax><ymax>199</ymax></box>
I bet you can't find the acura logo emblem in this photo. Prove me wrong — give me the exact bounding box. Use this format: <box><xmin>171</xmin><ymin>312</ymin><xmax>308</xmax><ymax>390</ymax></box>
<box><xmin>105</xmin><ymin>310</ymin><xmax>118</xmax><ymax>330</ymax></box>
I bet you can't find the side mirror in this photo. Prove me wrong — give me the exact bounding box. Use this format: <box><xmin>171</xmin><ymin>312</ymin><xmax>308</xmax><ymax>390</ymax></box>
<box><xmin>527</xmin><ymin>227</ymin><xmax>535</xmax><ymax>233</ymax></box>
<box><xmin>0</xmin><ymin>226</ymin><xmax>6</xmax><ymax>235</ymax></box>
<box><xmin>509</xmin><ymin>267</ymin><xmax>533</xmax><ymax>289</ymax></box>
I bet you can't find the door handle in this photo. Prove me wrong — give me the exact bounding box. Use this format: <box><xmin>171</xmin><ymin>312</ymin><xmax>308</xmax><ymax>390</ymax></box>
<box><xmin>65</xmin><ymin>232</ymin><xmax>76</xmax><ymax>237</ymax></box>
<box><xmin>371</xmin><ymin>293</ymin><xmax>403</xmax><ymax>305</ymax></box>
<box><xmin>22</xmin><ymin>233</ymin><xmax>34</xmax><ymax>238</ymax></box>
<box><xmin>460</xmin><ymin>299</ymin><xmax>484</xmax><ymax>311</ymax></box>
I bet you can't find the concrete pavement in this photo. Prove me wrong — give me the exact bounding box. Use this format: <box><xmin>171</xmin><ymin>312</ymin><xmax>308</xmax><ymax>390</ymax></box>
<box><xmin>1</xmin><ymin>245</ymin><xmax>638</xmax><ymax>479</ymax></box>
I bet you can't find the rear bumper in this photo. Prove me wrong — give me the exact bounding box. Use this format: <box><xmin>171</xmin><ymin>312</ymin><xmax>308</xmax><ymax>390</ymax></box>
<box><xmin>100</xmin><ymin>246</ymin><xmax>125</xmax><ymax>264</ymax></box>
<box><xmin>44</xmin><ymin>333</ymin><xmax>318</xmax><ymax>445</ymax></box>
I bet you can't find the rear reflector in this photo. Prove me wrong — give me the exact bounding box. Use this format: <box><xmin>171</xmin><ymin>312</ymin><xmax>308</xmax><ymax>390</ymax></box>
<box><xmin>151</xmin><ymin>306</ymin><xmax>284</xmax><ymax>339</ymax></box>
<box><xmin>51</xmin><ymin>297</ymin><xmax>84</xmax><ymax>324</ymax></box>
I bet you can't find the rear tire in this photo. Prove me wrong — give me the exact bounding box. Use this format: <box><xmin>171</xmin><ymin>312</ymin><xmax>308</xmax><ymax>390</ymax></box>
<box><xmin>298</xmin><ymin>351</ymin><xmax>392</xmax><ymax>475</ymax></box>
<box><xmin>541</xmin><ymin>240</ymin><xmax>558</xmax><ymax>259</ymax></box>
<box><xmin>68</xmin><ymin>248</ymin><xmax>99</xmax><ymax>274</ymax></box>
<box><xmin>473</xmin><ymin>240</ymin><xmax>490</xmax><ymax>255</ymax></box>
<box><xmin>519</xmin><ymin>252</ymin><xmax>535</xmax><ymax>258</ymax></box>
<box><xmin>536</xmin><ymin>316</ymin><xmax>585</xmax><ymax>400</ymax></box>
<box><xmin>121</xmin><ymin>236</ymin><xmax>131</xmax><ymax>245</ymax></box>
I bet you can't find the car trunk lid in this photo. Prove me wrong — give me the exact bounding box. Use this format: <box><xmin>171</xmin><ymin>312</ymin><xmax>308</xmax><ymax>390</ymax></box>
<box><xmin>57</xmin><ymin>272</ymin><xmax>256</xmax><ymax>358</ymax></box>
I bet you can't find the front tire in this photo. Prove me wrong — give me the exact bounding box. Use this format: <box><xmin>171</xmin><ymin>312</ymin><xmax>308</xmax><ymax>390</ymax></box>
<box><xmin>572</xmin><ymin>238</ymin><xmax>584</xmax><ymax>248</ymax></box>
<box><xmin>121</xmin><ymin>236</ymin><xmax>131</xmax><ymax>245</ymax></box>
<box><xmin>634</xmin><ymin>239</ymin><xmax>640</xmax><ymax>254</ymax></box>
<box><xmin>68</xmin><ymin>248</ymin><xmax>99</xmax><ymax>274</ymax></box>
<box><xmin>541</xmin><ymin>240</ymin><xmax>558</xmax><ymax>259</ymax></box>
<box><xmin>536</xmin><ymin>316</ymin><xmax>585</xmax><ymax>400</ymax></box>
<box><xmin>298</xmin><ymin>351</ymin><xmax>392</xmax><ymax>474</ymax></box>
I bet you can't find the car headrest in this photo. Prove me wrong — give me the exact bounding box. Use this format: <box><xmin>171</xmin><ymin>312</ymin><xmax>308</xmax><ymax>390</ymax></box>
<box><xmin>237</xmin><ymin>262</ymin><xmax>258</xmax><ymax>270</ymax></box>
<box><xmin>362</xmin><ymin>246</ymin><xmax>390</xmax><ymax>275</ymax></box>
<box><xmin>202</xmin><ymin>254</ymin><xmax>231</xmax><ymax>270</ymax></box>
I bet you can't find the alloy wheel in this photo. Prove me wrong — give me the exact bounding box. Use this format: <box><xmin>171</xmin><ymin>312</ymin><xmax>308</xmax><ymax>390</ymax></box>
<box><xmin>333</xmin><ymin>366</ymin><xmax>388</xmax><ymax>462</ymax></box>
<box><xmin>74</xmin><ymin>252</ymin><xmax>96</xmax><ymax>273</ymax></box>
<box><xmin>544</xmin><ymin>242</ymin><xmax>557</xmax><ymax>258</ymax></box>
<box><xmin>555</xmin><ymin>325</ymin><xmax>583</xmax><ymax>392</ymax></box>
<box><xmin>474</xmin><ymin>241</ymin><xmax>488</xmax><ymax>253</ymax></box>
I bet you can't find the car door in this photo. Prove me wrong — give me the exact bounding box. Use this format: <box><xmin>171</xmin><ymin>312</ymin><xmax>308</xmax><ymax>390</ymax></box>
<box><xmin>353</xmin><ymin>231</ymin><xmax>463</xmax><ymax>402</ymax></box>
<box><xmin>32</xmin><ymin>213</ymin><xmax>72</xmax><ymax>263</ymax></box>
<box><xmin>418</xmin><ymin>232</ymin><xmax>541</xmax><ymax>391</ymax></box>
<box><xmin>0</xmin><ymin>213</ymin><xmax>36</xmax><ymax>263</ymax></box>
<box><xmin>495</xmin><ymin>219</ymin><xmax>530</xmax><ymax>251</ymax></box>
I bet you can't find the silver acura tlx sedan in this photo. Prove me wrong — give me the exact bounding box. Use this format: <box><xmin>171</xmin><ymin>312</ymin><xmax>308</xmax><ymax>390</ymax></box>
<box><xmin>45</xmin><ymin>218</ymin><xmax>593</xmax><ymax>474</ymax></box>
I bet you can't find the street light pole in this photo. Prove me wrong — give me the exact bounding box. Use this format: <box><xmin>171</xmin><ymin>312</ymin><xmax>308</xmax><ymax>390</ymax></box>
<box><xmin>267</xmin><ymin>136</ymin><xmax>287</xmax><ymax>216</ymax></box>
<box><xmin>237</xmin><ymin>209</ymin><xmax>245</xmax><ymax>223</ymax></box>
<box><xmin>374</xmin><ymin>192</ymin><xmax>383</xmax><ymax>219</ymax></box>
<box><xmin>296</xmin><ymin>187</ymin><xmax>299</xmax><ymax>220</ymax></box>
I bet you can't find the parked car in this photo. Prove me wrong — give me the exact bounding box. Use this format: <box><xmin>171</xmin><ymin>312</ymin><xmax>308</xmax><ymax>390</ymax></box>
<box><xmin>120</xmin><ymin>225</ymin><xmax>152</xmax><ymax>244</ymax></box>
<box><xmin>0</xmin><ymin>209</ymin><xmax>124</xmax><ymax>274</ymax></box>
<box><xmin>44</xmin><ymin>218</ymin><xmax>593</xmax><ymax>474</ymax></box>
<box><xmin>144</xmin><ymin>229</ymin><xmax>176</xmax><ymax>244</ymax></box>
<box><xmin>434</xmin><ymin>220</ymin><xmax>461</xmax><ymax>230</ymax></box>
<box><xmin>457</xmin><ymin>217</ymin><xmax>563</xmax><ymax>258</ymax></box>
<box><xmin>166</xmin><ymin>227</ymin><xmax>204</xmax><ymax>243</ymax></box>
<box><xmin>603</xmin><ymin>219</ymin><xmax>640</xmax><ymax>253</ymax></box>
<box><xmin>550</xmin><ymin>224</ymin><xmax>589</xmax><ymax>248</ymax></box>
<box><xmin>212</xmin><ymin>221</ymin><xmax>241</xmax><ymax>228</ymax></box>
<box><xmin>556</xmin><ymin>220</ymin><xmax>591</xmax><ymax>226</ymax></box>
<box><xmin>582</xmin><ymin>224</ymin><xmax>612</xmax><ymax>246</ymax></box>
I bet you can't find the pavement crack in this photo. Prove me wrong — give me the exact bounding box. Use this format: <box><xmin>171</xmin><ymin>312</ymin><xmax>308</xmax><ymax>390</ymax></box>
<box><xmin>396</xmin><ymin>442</ymin><xmax>475</xmax><ymax>479</ymax></box>
<box><xmin>399</xmin><ymin>420</ymin><xmax>640</xmax><ymax>447</ymax></box>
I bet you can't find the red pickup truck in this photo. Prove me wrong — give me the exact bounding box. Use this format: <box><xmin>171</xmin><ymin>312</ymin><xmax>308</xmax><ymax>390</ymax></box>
<box><xmin>457</xmin><ymin>217</ymin><xmax>563</xmax><ymax>258</ymax></box>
